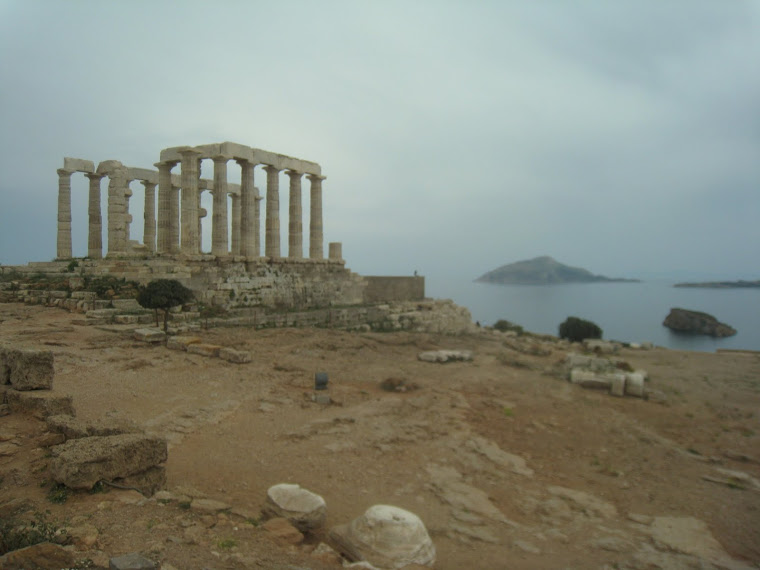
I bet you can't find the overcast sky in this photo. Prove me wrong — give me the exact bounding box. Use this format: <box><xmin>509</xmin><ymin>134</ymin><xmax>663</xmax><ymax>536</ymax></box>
<box><xmin>1</xmin><ymin>0</ymin><xmax>758</xmax><ymax>285</ymax></box>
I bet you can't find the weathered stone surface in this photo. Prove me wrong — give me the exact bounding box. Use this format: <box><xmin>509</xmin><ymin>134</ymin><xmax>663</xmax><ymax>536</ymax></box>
<box><xmin>417</xmin><ymin>350</ymin><xmax>473</xmax><ymax>363</ymax></box>
<box><xmin>49</xmin><ymin>433</ymin><xmax>167</xmax><ymax>489</ymax></box>
<box><xmin>186</xmin><ymin>343</ymin><xmax>222</xmax><ymax>357</ymax></box>
<box><xmin>583</xmin><ymin>339</ymin><xmax>620</xmax><ymax>354</ymax></box>
<box><xmin>625</xmin><ymin>372</ymin><xmax>646</xmax><ymax>398</ymax></box>
<box><xmin>118</xmin><ymin>465</ymin><xmax>166</xmax><ymax>496</ymax></box>
<box><xmin>547</xmin><ymin>486</ymin><xmax>618</xmax><ymax>519</ymax></box>
<box><xmin>609</xmin><ymin>373</ymin><xmax>626</xmax><ymax>397</ymax></box>
<box><xmin>264</xmin><ymin>483</ymin><xmax>327</xmax><ymax>531</ymax></box>
<box><xmin>133</xmin><ymin>328</ymin><xmax>166</xmax><ymax>343</ymax></box>
<box><xmin>6</xmin><ymin>390</ymin><xmax>74</xmax><ymax>418</ymax></box>
<box><xmin>219</xmin><ymin>347</ymin><xmax>251</xmax><ymax>363</ymax></box>
<box><xmin>564</xmin><ymin>352</ymin><xmax>615</xmax><ymax>373</ymax></box>
<box><xmin>166</xmin><ymin>336</ymin><xmax>201</xmax><ymax>351</ymax></box>
<box><xmin>330</xmin><ymin>505</ymin><xmax>436</xmax><ymax>569</ymax></box>
<box><xmin>263</xmin><ymin>517</ymin><xmax>304</xmax><ymax>545</ymax></box>
<box><xmin>663</xmin><ymin>308</ymin><xmax>737</xmax><ymax>337</ymax></box>
<box><xmin>190</xmin><ymin>498</ymin><xmax>230</xmax><ymax>513</ymax></box>
<box><xmin>569</xmin><ymin>369</ymin><xmax>611</xmax><ymax>389</ymax></box>
<box><xmin>0</xmin><ymin>541</ymin><xmax>76</xmax><ymax>570</ymax></box>
<box><xmin>0</xmin><ymin>347</ymin><xmax>11</xmax><ymax>384</ymax></box>
<box><xmin>5</xmin><ymin>348</ymin><xmax>55</xmax><ymax>391</ymax></box>
<box><xmin>109</xmin><ymin>552</ymin><xmax>156</xmax><ymax>570</ymax></box>
<box><xmin>46</xmin><ymin>414</ymin><xmax>140</xmax><ymax>440</ymax></box>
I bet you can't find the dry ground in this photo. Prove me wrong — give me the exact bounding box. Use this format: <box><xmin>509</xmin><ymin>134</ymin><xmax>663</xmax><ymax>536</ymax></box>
<box><xmin>1</xmin><ymin>303</ymin><xmax>759</xmax><ymax>569</ymax></box>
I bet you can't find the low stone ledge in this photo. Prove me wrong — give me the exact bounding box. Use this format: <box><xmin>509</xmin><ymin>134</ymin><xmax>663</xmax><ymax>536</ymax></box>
<box><xmin>166</xmin><ymin>336</ymin><xmax>201</xmax><ymax>351</ymax></box>
<box><xmin>133</xmin><ymin>328</ymin><xmax>166</xmax><ymax>343</ymax></box>
<box><xmin>219</xmin><ymin>347</ymin><xmax>251</xmax><ymax>363</ymax></box>
<box><xmin>187</xmin><ymin>343</ymin><xmax>222</xmax><ymax>357</ymax></box>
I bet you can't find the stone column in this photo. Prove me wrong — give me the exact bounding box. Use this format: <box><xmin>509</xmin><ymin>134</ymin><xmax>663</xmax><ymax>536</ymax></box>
<box><xmin>179</xmin><ymin>149</ymin><xmax>202</xmax><ymax>255</ymax></box>
<box><xmin>211</xmin><ymin>156</ymin><xmax>229</xmax><ymax>257</ymax></box>
<box><xmin>156</xmin><ymin>161</ymin><xmax>178</xmax><ymax>254</ymax></box>
<box><xmin>237</xmin><ymin>159</ymin><xmax>257</xmax><ymax>258</ymax></box>
<box><xmin>124</xmin><ymin>184</ymin><xmax>133</xmax><ymax>245</ymax></box>
<box><xmin>142</xmin><ymin>180</ymin><xmax>157</xmax><ymax>253</ymax></box>
<box><xmin>308</xmin><ymin>174</ymin><xmax>325</xmax><ymax>260</ymax></box>
<box><xmin>106</xmin><ymin>163</ymin><xmax>129</xmax><ymax>257</ymax></box>
<box><xmin>254</xmin><ymin>194</ymin><xmax>263</xmax><ymax>256</ymax></box>
<box><xmin>264</xmin><ymin>165</ymin><xmax>281</xmax><ymax>258</ymax></box>
<box><xmin>56</xmin><ymin>169</ymin><xmax>73</xmax><ymax>259</ymax></box>
<box><xmin>286</xmin><ymin>171</ymin><xmax>303</xmax><ymax>259</ymax></box>
<box><xmin>85</xmin><ymin>173</ymin><xmax>103</xmax><ymax>259</ymax></box>
<box><xmin>230</xmin><ymin>194</ymin><xmax>241</xmax><ymax>255</ymax></box>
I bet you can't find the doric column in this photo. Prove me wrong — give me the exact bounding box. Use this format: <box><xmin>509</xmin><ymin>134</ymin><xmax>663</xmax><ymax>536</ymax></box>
<box><xmin>142</xmin><ymin>180</ymin><xmax>157</xmax><ymax>252</ymax></box>
<box><xmin>106</xmin><ymin>163</ymin><xmax>129</xmax><ymax>256</ymax></box>
<box><xmin>211</xmin><ymin>156</ymin><xmax>229</xmax><ymax>257</ymax></box>
<box><xmin>254</xmin><ymin>194</ymin><xmax>263</xmax><ymax>256</ymax></box>
<box><xmin>85</xmin><ymin>173</ymin><xmax>103</xmax><ymax>259</ymax></box>
<box><xmin>124</xmin><ymin>184</ymin><xmax>134</xmax><ymax>244</ymax></box>
<box><xmin>179</xmin><ymin>149</ymin><xmax>202</xmax><ymax>254</ymax></box>
<box><xmin>264</xmin><ymin>165</ymin><xmax>281</xmax><ymax>258</ymax></box>
<box><xmin>56</xmin><ymin>169</ymin><xmax>73</xmax><ymax>259</ymax></box>
<box><xmin>230</xmin><ymin>194</ymin><xmax>241</xmax><ymax>255</ymax></box>
<box><xmin>286</xmin><ymin>171</ymin><xmax>303</xmax><ymax>259</ymax></box>
<box><xmin>155</xmin><ymin>161</ymin><xmax>178</xmax><ymax>254</ymax></box>
<box><xmin>308</xmin><ymin>174</ymin><xmax>325</xmax><ymax>260</ymax></box>
<box><xmin>237</xmin><ymin>159</ymin><xmax>257</xmax><ymax>258</ymax></box>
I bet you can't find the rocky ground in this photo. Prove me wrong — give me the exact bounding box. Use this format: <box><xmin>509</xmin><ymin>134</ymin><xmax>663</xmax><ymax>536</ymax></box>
<box><xmin>1</xmin><ymin>302</ymin><xmax>759</xmax><ymax>569</ymax></box>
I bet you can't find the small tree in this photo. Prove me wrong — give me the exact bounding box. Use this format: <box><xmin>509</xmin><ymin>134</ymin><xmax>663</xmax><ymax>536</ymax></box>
<box><xmin>137</xmin><ymin>279</ymin><xmax>194</xmax><ymax>332</ymax></box>
<box><xmin>558</xmin><ymin>316</ymin><xmax>602</xmax><ymax>343</ymax></box>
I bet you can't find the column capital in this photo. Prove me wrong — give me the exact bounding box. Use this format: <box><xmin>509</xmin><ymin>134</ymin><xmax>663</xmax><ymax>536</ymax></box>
<box><xmin>154</xmin><ymin>160</ymin><xmax>178</xmax><ymax>169</ymax></box>
<box><xmin>307</xmin><ymin>174</ymin><xmax>326</xmax><ymax>182</ymax></box>
<box><xmin>141</xmin><ymin>179</ymin><xmax>157</xmax><ymax>189</ymax></box>
<box><xmin>264</xmin><ymin>164</ymin><xmax>281</xmax><ymax>174</ymax></box>
<box><xmin>178</xmin><ymin>148</ymin><xmax>202</xmax><ymax>158</ymax></box>
<box><xmin>85</xmin><ymin>172</ymin><xmax>104</xmax><ymax>181</ymax></box>
<box><xmin>212</xmin><ymin>155</ymin><xmax>229</xmax><ymax>164</ymax></box>
<box><xmin>57</xmin><ymin>168</ymin><xmax>73</xmax><ymax>177</ymax></box>
<box><xmin>286</xmin><ymin>170</ymin><xmax>303</xmax><ymax>179</ymax></box>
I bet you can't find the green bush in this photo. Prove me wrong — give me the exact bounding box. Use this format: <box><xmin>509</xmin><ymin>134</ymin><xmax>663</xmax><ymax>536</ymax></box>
<box><xmin>493</xmin><ymin>319</ymin><xmax>523</xmax><ymax>334</ymax></box>
<box><xmin>558</xmin><ymin>316</ymin><xmax>602</xmax><ymax>343</ymax></box>
<box><xmin>137</xmin><ymin>279</ymin><xmax>194</xmax><ymax>332</ymax></box>
<box><xmin>0</xmin><ymin>512</ymin><xmax>62</xmax><ymax>555</ymax></box>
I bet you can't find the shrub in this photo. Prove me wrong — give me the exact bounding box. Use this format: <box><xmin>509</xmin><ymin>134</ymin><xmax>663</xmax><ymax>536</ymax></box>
<box><xmin>493</xmin><ymin>319</ymin><xmax>523</xmax><ymax>335</ymax></box>
<box><xmin>558</xmin><ymin>316</ymin><xmax>602</xmax><ymax>343</ymax></box>
<box><xmin>0</xmin><ymin>512</ymin><xmax>63</xmax><ymax>555</ymax></box>
<box><xmin>137</xmin><ymin>279</ymin><xmax>194</xmax><ymax>332</ymax></box>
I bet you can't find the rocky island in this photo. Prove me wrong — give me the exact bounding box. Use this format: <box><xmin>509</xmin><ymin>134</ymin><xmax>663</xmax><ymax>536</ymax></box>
<box><xmin>663</xmin><ymin>308</ymin><xmax>737</xmax><ymax>337</ymax></box>
<box><xmin>674</xmin><ymin>280</ymin><xmax>760</xmax><ymax>289</ymax></box>
<box><xmin>476</xmin><ymin>256</ymin><xmax>639</xmax><ymax>285</ymax></box>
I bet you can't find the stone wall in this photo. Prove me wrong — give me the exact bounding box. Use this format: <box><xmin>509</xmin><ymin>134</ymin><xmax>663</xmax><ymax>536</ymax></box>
<box><xmin>363</xmin><ymin>276</ymin><xmax>425</xmax><ymax>303</ymax></box>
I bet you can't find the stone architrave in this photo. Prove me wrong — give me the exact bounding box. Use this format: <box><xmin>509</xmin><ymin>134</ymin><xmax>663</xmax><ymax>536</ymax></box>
<box><xmin>308</xmin><ymin>174</ymin><xmax>325</xmax><ymax>260</ymax></box>
<box><xmin>85</xmin><ymin>173</ymin><xmax>104</xmax><ymax>259</ymax></box>
<box><xmin>230</xmin><ymin>194</ymin><xmax>241</xmax><ymax>255</ymax></box>
<box><xmin>155</xmin><ymin>161</ymin><xmax>177</xmax><ymax>254</ymax></box>
<box><xmin>238</xmin><ymin>159</ymin><xmax>257</xmax><ymax>258</ymax></box>
<box><xmin>180</xmin><ymin>149</ymin><xmax>202</xmax><ymax>254</ymax></box>
<box><xmin>211</xmin><ymin>156</ymin><xmax>229</xmax><ymax>256</ymax></box>
<box><xmin>264</xmin><ymin>165</ymin><xmax>281</xmax><ymax>258</ymax></box>
<box><xmin>142</xmin><ymin>180</ymin><xmax>157</xmax><ymax>252</ymax></box>
<box><xmin>56</xmin><ymin>169</ymin><xmax>73</xmax><ymax>259</ymax></box>
<box><xmin>286</xmin><ymin>171</ymin><xmax>303</xmax><ymax>258</ymax></box>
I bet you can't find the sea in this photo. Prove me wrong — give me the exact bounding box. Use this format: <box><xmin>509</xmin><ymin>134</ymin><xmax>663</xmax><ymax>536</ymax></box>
<box><xmin>426</xmin><ymin>278</ymin><xmax>760</xmax><ymax>353</ymax></box>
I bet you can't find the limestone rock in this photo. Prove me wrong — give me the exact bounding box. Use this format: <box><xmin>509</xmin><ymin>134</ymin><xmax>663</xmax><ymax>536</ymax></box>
<box><xmin>133</xmin><ymin>328</ymin><xmax>166</xmax><ymax>343</ymax></box>
<box><xmin>417</xmin><ymin>350</ymin><xmax>473</xmax><ymax>363</ymax></box>
<box><xmin>5</xmin><ymin>390</ymin><xmax>74</xmax><ymax>418</ymax></box>
<box><xmin>547</xmin><ymin>486</ymin><xmax>618</xmax><ymax>519</ymax></box>
<box><xmin>624</xmin><ymin>372</ymin><xmax>646</xmax><ymax>398</ymax></box>
<box><xmin>166</xmin><ymin>336</ymin><xmax>201</xmax><ymax>351</ymax></box>
<box><xmin>663</xmin><ymin>308</ymin><xmax>736</xmax><ymax>337</ymax></box>
<box><xmin>187</xmin><ymin>343</ymin><xmax>222</xmax><ymax>357</ymax></box>
<box><xmin>330</xmin><ymin>505</ymin><xmax>436</xmax><ymax>569</ymax></box>
<box><xmin>0</xmin><ymin>541</ymin><xmax>76</xmax><ymax>570</ymax></box>
<box><xmin>569</xmin><ymin>369</ymin><xmax>611</xmax><ymax>390</ymax></box>
<box><xmin>190</xmin><ymin>498</ymin><xmax>231</xmax><ymax>513</ymax></box>
<box><xmin>219</xmin><ymin>347</ymin><xmax>251</xmax><ymax>363</ymax></box>
<box><xmin>264</xmin><ymin>483</ymin><xmax>327</xmax><ymax>531</ymax></box>
<box><xmin>46</xmin><ymin>414</ymin><xmax>141</xmax><ymax>440</ymax></box>
<box><xmin>5</xmin><ymin>348</ymin><xmax>55</xmax><ymax>391</ymax></box>
<box><xmin>49</xmin><ymin>433</ymin><xmax>167</xmax><ymax>489</ymax></box>
<box><xmin>109</xmin><ymin>552</ymin><xmax>156</xmax><ymax>570</ymax></box>
<box><xmin>583</xmin><ymin>339</ymin><xmax>620</xmax><ymax>354</ymax></box>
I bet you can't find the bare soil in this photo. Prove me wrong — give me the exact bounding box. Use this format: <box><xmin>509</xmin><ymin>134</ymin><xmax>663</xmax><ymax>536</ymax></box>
<box><xmin>1</xmin><ymin>303</ymin><xmax>759</xmax><ymax>569</ymax></box>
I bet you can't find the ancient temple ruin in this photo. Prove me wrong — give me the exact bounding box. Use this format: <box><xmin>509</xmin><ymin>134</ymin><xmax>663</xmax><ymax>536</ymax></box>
<box><xmin>55</xmin><ymin>142</ymin><xmax>334</xmax><ymax>262</ymax></box>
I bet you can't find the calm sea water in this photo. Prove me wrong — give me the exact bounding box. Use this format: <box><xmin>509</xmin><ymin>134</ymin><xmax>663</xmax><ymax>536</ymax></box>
<box><xmin>426</xmin><ymin>278</ymin><xmax>760</xmax><ymax>352</ymax></box>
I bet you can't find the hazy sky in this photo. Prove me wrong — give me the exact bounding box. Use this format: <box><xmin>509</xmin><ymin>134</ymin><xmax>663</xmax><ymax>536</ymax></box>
<box><xmin>1</xmin><ymin>0</ymin><xmax>758</xmax><ymax>283</ymax></box>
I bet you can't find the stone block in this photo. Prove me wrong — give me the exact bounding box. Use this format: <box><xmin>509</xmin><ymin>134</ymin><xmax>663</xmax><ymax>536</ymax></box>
<box><xmin>625</xmin><ymin>372</ymin><xmax>646</xmax><ymax>398</ymax></box>
<box><xmin>569</xmin><ymin>369</ymin><xmax>611</xmax><ymax>389</ymax></box>
<box><xmin>49</xmin><ymin>433</ymin><xmax>167</xmax><ymax>489</ymax></box>
<box><xmin>111</xmin><ymin>299</ymin><xmax>142</xmax><ymax>311</ymax></box>
<box><xmin>187</xmin><ymin>343</ymin><xmax>222</xmax><ymax>357</ymax></box>
<box><xmin>46</xmin><ymin>414</ymin><xmax>140</xmax><ymax>440</ymax></box>
<box><xmin>6</xmin><ymin>348</ymin><xmax>55</xmax><ymax>390</ymax></box>
<box><xmin>118</xmin><ymin>465</ymin><xmax>166</xmax><ymax>496</ymax></box>
<box><xmin>263</xmin><ymin>517</ymin><xmax>304</xmax><ymax>546</ymax></box>
<box><xmin>609</xmin><ymin>373</ymin><xmax>626</xmax><ymax>397</ymax></box>
<box><xmin>417</xmin><ymin>350</ymin><xmax>473</xmax><ymax>363</ymax></box>
<box><xmin>219</xmin><ymin>347</ymin><xmax>251</xmax><ymax>363</ymax></box>
<box><xmin>133</xmin><ymin>328</ymin><xmax>166</xmax><ymax>343</ymax></box>
<box><xmin>166</xmin><ymin>336</ymin><xmax>201</xmax><ymax>351</ymax></box>
<box><xmin>6</xmin><ymin>390</ymin><xmax>75</xmax><ymax>418</ymax></box>
<box><xmin>0</xmin><ymin>347</ymin><xmax>11</xmax><ymax>384</ymax></box>
<box><xmin>113</xmin><ymin>315</ymin><xmax>139</xmax><ymax>324</ymax></box>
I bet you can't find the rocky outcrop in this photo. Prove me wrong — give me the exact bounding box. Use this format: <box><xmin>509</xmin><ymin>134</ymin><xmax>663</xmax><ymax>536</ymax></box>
<box><xmin>663</xmin><ymin>308</ymin><xmax>736</xmax><ymax>337</ymax></box>
<box><xmin>0</xmin><ymin>346</ymin><xmax>55</xmax><ymax>390</ymax></box>
<box><xmin>330</xmin><ymin>505</ymin><xmax>436</xmax><ymax>569</ymax></box>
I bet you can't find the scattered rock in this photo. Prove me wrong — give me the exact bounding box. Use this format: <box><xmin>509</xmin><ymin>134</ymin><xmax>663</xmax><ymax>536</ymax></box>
<box><xmin>190</xmin><ymin>498</ymin><xmax>231</xmax><ymax>513</ymax></box>
<box><xmin>165</xmin><ymin>336</ymin><xmax>201</xmax><ymax>351</ymax></box>
<box><xmin>46</xmin><ymin>414</ymin><xmax>140</xmax><ymax>440</ymax></box>
<box><xmin>109</xmin><ymin>552</ymin><xmax>156</xmax><ymax>569</ymax></box>
<box><xmin>379</xmin><ymin>377</ymin><xmax>419</xmax><ymax>393</ymax></box>
<box><xmin>583</xmin><ymin>339</ymin><xmax>620</xmax><ymax>354</ymax></box>
<box><xmin>311</xmin><ymin>542</ymin><xmax>343</xmax><ymax>565</ymax></box>
<box><xmin>187</xmin><ymin>343</ymin><xmax>222</xmax><ymax>357</ymax></box>
<box><xmin>0</xmin><ymin>541</ymin><xmax>76</xmax><ymax>570</ymax></box>
<box><xmin>263</xmin><ymin>517</ymin><xmax>305</xmax><ymax>546</ymax></box>
<box><xmin>663</xmin><ymin>308</ymin><xmax>737</xmax><ymax>337</ymax></box>
<box><xmin>219</xmin><ymin>347</ymin><xmax>251</xmax><ymax>363</ymax></box>
<box><xmin>330</xmin><ymin>505</ymin><xmax>436</xmax><ymax>569</ymax></box>
<box><xmin>625</xmin><ymin>372</ymin><xmax>646</xmax><ymax>398</ymax></box>
<box><xmin>547</xmin><ymin>486</ymin><xmax>618</xmax><ymax>519</ymax></box>
<box><xmin>417</xmin><ymin>350</ymin><xmax>473</xmax><ymax>363</ymax></box>
<box><xmin>264</xmin><ymin>483</ymin><xmax>327</xmax><ymax>532</ymax></box>
<box><xmin>49</xmin><ymin>433</ymin><xmax>167</xmax><ymax>490</ymax></box>
<box><xmin>3</xmin><ymin>348</ymin><xmax>55</xmax><ymax>390</ymax></box>
<box><xmin>569</xmin><ymin>369</ymin><xmax>611</xmax><ymax>390</ymax></box>
<box><xmin>133</xmin><ymin>328</ymin><xmax>166</xmax><ymax>343</ymax></box>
